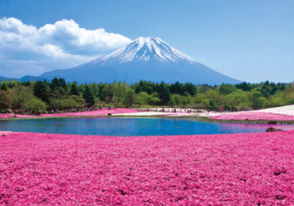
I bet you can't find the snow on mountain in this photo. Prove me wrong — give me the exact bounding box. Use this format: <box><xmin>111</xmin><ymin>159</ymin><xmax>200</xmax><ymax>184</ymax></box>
<box><xmin>40</xmin><ymin>37</ymin><xmax>241</xmax><ymax>85</ymax></box>
<box><xmin>96</xmin><ymin>37</ymin><xmax>196</xmax><ymax>64</ymax></box>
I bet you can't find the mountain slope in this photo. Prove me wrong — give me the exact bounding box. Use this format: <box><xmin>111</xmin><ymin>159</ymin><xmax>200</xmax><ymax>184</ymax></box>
<box><xmin>0</xmin><ymin>76</ymin><xmax>48</xmax><ymax>82</ymax></box>
<box><xmin>40</xmin><ymin>37</ymin><xmax>241</xmax><ymax>85</ymax></box>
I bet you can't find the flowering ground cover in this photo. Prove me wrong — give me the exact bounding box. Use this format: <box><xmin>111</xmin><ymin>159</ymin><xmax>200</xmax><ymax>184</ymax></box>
<box><xmin>1</xmin><ymin>131</ymin><xmax>293</xmax><ymax>205</ymax></box>
<box><xmin>210</xmin><ymin>111</ymin><xmax>294</xmax><ymax>121</ymax></box>
<box><xmin>0</xmin><ymin>131</ymin><xmax>14</xmax><ymax>136</ymax></box>
<box><xmin>112</xmin><ymin>112</ymin><xmax>192</xmax><ymax>116</ymax></box>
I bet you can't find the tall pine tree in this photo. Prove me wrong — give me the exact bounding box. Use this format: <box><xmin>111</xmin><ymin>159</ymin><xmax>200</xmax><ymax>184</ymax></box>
<box><xmin>33</xmin><ymin>81</ymin><xmax>51</xmax><ymax>105</ymax></box>
<box><xmin>70</xmin><ymin>81</ymin><xmax>80</xmax><ymax>95</ymax></box>
<box><xmin>83</xmin><ymin>85</ymin><xmax>95</xmax><ymax>106</ymax></box>
<box><xmin>158</xmin><ymin>82</ymin><xmax>171</xmax><ymax>105</ymax></box>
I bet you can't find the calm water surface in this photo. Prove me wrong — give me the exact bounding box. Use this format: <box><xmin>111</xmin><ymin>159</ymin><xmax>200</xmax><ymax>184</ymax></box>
<box><xmin>0</xmin><ymin>117</ymin><xmax>293</xmax><ymax>136</ymax></box>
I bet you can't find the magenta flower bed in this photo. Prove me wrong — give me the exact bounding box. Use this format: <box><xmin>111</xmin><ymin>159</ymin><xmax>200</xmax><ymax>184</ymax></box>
<box><xmin>210</xmin><ymin>111</ymin><xmax>294</xmax><ymax>121</ymax></box>
<box><xmin>1</xmin><ymin>131</ymin><xmax>293</xmax><ymax>205</ymax></box>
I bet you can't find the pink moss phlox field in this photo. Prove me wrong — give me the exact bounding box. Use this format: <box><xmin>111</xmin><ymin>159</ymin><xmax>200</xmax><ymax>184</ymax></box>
<box><xmin>0</xmin><ymin>131</ymin><xmax>15</xmax><ymax>136</ymax></box>
<box><xmin>1</xmin><ymin>132</ymin><xmax>294</xmax><ymax>205</ymax></box>
<box><xmin>210</xmin><ymin>111</ymin><xmax>294</xmax><ymax>121</ymax></box>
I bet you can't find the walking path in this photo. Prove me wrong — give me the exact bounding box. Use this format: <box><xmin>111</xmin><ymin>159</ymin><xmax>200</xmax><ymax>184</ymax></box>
<box><xmin>200</xmin><ymin>105</ymin><xmax>294</xmax><ymax>121</ymax></box>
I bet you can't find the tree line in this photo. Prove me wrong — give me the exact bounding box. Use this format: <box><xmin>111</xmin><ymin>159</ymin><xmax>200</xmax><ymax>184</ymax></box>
<box><xmin>0</xmin><ymin>78</ymin><xmax>293</xmax><ymax>114</ymax></box>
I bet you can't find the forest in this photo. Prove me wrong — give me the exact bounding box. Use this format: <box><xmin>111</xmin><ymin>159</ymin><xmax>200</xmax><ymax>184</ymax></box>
<box><xmin>0</xmin><ymin>77</ymin><xmax>293</xmax><ymax>114</ymax></box>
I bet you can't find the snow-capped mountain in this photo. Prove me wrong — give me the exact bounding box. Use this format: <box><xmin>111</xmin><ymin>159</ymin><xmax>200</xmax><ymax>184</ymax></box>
<box><xmin>40</xmin><ymin>37</ymin><xmax>241</xmax><ymax>85</ymax></box>
<box><xmin>97</xmin><ymin>37</ymin><xmax>196</xmax><ymax>64</ymax></box>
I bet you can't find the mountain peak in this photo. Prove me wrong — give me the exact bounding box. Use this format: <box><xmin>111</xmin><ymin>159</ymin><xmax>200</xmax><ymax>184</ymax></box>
<box><xmin>135</xmin><ymin>37</ymin><xmax>163</xmax><ymax>45</ymax></box>
<box><xmin>98</xmin><ymin>36</ymin><xmax>196</xmax><ymax>65</ymax></box>
<box><xmin>40</xmin><ymin>36</ymin><xmax>241</xmax><ymax>85</ymax></box>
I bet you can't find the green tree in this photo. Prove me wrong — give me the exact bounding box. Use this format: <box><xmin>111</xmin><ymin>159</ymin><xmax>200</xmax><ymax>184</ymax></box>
<box><xmin>7</xmin><ymin>79</ymin><xmax>17</xmax><ymax>89</ymax></box>
<box><xmin>100</xmin><ymin>84</ymin><xmax>113</xmax><ymax>103</ymax></box>
<box><xmin>148</xmin><ymin>92</ymin><xmax>160</xmax><ymax>105</ymax></box>
<box><xmin>83</xmin><ymin>85</ymin><xmax>95</xmax><ymax>106</ymax></box>
<box><xmin>224</xmin><ymin>90</ymin><xmax>249</xmax><ymax>109</ymax></box>
<box><xmin>219</xmin><ymin>83</ymin><xmax>237</xmax><ymax>95</ymax></box>
<box><xmin>169</xmin><ymin>81</ymin><xmax>184</xmax><ymax>95</ymax></box>
<box><xmin>170</xmin><ymin>94</ymin><xmax>182</xmax><ymax>106</ymax></box>
<box><xmin>135</xmin><ymin>92</ymin><xmax>149</xmax><ymax>107</ymax></box>
<box><xmin>50</xmin><ymin>78</ymin><xmax>66</xmax><ymax>98</ymax></box>
<box><xmin>116</xmin><ymin>82</ymin><xmax>129</xmax><ymax>101</ymax></box>
<box><xmin>70</xmin><ymin>81</ymin><xmax>80</xmax><ymax>95</ymax></box>
<box><xmin>135</xmin><ymin>80</ymin><xmax>154</xmax><ymax>94</ymax></box>
<box><xmin>134</xmin><ymin>85</ymin><xmax>142</xmax><ymax>93</ymax></box>
<box><xmin>198</xmin><ymin>84</ymin><xmax>213</xmax><ymax>93</ymax></box>
<box><xmin>183</xmin><ymin>83</ymin><xmax>197</xmax><ymax>96</ymax></box>
<box><xmin>269</xmin><ymin>91</ymin><xmax>285</xmax><ymax>107</ymax></box>
<box><xmin>60</xmin><ymin>98</ymin><xmax>78</xmax><ymax>109</ymax></box>
<box><xmin>208</xmin><ymin>99</ymin><xmax>217</xmax><ymax>110</ymax></box>
<box><xmin>34</xmin><ymin>81</ymin><xmax>51</xmax><ymax>104</ymax></box>
<box><xmin>249</xmin><ymin>89</ymin><xmax>263</xmax><ymax>109</ymax></box>
<box><xmin>89</xmin><ymin>83</ymin><xmax>99</xmax><ymax>97</ymax></box>
<box><xmin>206</xmin><ymin>89</ymin><xmax>218</xmax><ymax>100</ymax></box>
<box><xmin>79</xmin><ymin>83</ymin><xmax>85</xmax><ymax>94</ymax></box>
<box><xmin>0</xmin><ymin>90</ymin><xmax>10</xmax><ymax>112</ymax></box>
<box><xmin>255</xmin><ymin>97</ymin><xmax>268</xmax><ymax>109</ymax></box>
<box><xmin>11</xmin><ymin>86</ymin><xmax>35</xmax><ymax>110</ymax></box>
<box><xmin>50</xmin><ymin>77</ymin><xmax>66</xmax><ymax>90</ymax></box>
<box><xmin>158</xmin><ymin>82</ymin><xmax>171</xmax><ymax>105</ymax></box>
<box><xmin>182</xmin><ymin>94</ymin><xmax>194</xmax><ymax>106</ymax></box>
<box><xmin>24</xmin><ymin>98</ymin><xmax>47</xmax><ymax>113</ymax></box>
<box><xmin>236</xmin><ymin>82</ymin><xmax>251</xmax><ymax>91</ymax></box>
<box><xmin>284</xmin><ymin>92</ymin><xmax>294</xmax><ymax>105</ymax></box>
<box><xmin>70</xmin><ymin>95</ymin><xmax>86</xmax><ymax>108</ymax></box>
<box><xmin>48</xmin><ymin>99</ymin><xmax>62</xmax><ymax>110</ymax></box>
<box><xmin>0</xmin><ymin>83</ymin><xmax>8</xmax><ymax>91</ymax></box>
<box><xmin>111</xmin><ymin>96</ymin><xmax>119</xmax><ymax>107</ymax></box>
<box><xmin>123</xmin><ymin>89</ymin><xmax>136</xmax><ymax>107</ymax></box>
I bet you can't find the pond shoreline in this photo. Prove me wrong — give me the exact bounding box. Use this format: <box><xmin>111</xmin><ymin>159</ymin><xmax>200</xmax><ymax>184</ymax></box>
<box><xmin>1</xmin><ymin>105</ymin><xmax>294</xmax><ymax>125</ymax></box>
<box><xmin>1</xmin><ymin>113</ymin><xmax>294</xmax><ymax>125</ymax></box>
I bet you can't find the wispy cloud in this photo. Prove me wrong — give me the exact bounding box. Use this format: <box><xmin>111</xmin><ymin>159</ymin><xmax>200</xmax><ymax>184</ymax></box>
<box><xmin>0</xmin><ymin>17</ymin><xmax>132</xmax><ymax>78</ymax></box>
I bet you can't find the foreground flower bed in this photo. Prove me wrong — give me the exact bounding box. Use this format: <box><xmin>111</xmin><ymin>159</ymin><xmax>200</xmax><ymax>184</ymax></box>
<box><xmin>210</xmin><ymin>111</ymin><xmax>294</xmax><ymax>121</ymax></box>
<box><xmin>1</xmin><ymin>131</ymin><xmax>293</xmax><ymax>205</ymax></box>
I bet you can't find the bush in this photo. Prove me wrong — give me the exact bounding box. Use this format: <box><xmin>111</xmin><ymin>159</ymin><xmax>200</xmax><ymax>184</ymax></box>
<box><xmin>24</xmin><ymin>98</ymin><xmax>47</xmax><ymax>113</ymax></box>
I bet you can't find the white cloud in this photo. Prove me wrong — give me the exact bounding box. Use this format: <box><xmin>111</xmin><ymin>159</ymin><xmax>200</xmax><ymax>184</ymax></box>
<box><xmin>0</xmin><ymin>17</ymin><xmax>132</xmax><ymax>78</ymax></box>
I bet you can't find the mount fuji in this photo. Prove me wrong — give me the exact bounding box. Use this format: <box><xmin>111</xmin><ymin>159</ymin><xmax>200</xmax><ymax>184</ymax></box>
<box><xmin>40</xmin><ymin>37</ymin><xmax>241</xmax><ymax>85</ymax></box>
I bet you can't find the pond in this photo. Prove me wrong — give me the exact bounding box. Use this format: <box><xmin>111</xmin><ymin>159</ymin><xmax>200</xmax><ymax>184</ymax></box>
<box><xmin>1</xmin><ymin>117</ymin><xmax>294</xmax><ymax>136</ymax></box>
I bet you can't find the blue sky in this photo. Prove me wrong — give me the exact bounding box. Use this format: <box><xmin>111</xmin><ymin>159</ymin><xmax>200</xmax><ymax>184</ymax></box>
<box><xmin>0</xmin><ymin>0</ymin><xmax>293</xmax><ymax>83</ymax></box>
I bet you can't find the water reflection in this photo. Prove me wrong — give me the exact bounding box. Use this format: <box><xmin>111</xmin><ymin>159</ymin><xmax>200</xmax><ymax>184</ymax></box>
<box><xmin>0</xmin><ymin>117</ymin><xmax>293</xmax><ymax>136</ymax></box>
<box><xmin>219</xmin><ymin>122</ymin><xmax>294</xmax><ymax>133</ymax></box>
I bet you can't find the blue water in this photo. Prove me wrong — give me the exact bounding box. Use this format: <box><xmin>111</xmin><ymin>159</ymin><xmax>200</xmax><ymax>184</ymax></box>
<box><xmin>0</xmin><ymin>117</ymin><xmax>293</xmax><ymax>136</ymax></box>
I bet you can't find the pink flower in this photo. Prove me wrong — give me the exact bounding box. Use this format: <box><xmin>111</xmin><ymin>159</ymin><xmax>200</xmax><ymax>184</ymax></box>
<box><xmin>1</xmin><ymin>131</ymin><xmax>294</xmax><ymax>204</ymax></box>
<box><xmin>210</xmin><ymin>111</ymin><xmax>294</xmax><ymax>121</ymax></box>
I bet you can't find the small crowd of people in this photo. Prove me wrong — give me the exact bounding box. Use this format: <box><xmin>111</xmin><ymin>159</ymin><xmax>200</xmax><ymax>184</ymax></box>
<box><xmin>211</xmin><ymin>107</ymin><xmax>255</xmax><ymax>113</ymax></box>
<box><xmin>5</xmin><ymin>106</ymin><xmax>120</xmax><ymax>116</ymax></box>
<box><xmin>154</xmin><ymin>108</ymin><xmax>194</xmax><ymax>113</ymax></box>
